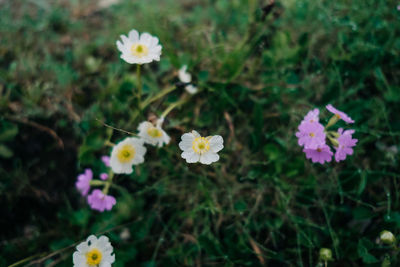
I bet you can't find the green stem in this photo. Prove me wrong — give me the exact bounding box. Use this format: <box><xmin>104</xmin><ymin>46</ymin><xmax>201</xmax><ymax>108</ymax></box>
<box><xmin>102</xmin><ymin>172</ymin><xmax>114</xmax><ymax>195</ymax></box>
<box><xmin>137</xmin><ymin>64</ymin><xmax>142</xmax><ymax>109</ymax></box>
<box><xmin>90</xmin><ymin>180</ymin><xmax>107</xmax><ymax>186</ymax></box>
<box><xmin>161</xmin><ymin>98</ymin><xmax>187</xmax><ymax>118</ymax></box>
<box><xmin>8</xmin><ymin>253</ymin><xmax>46</xmax><ymax>267</ymax></box>
<box><xmin>105</xmin><ymin>140</ymin><xmax>115</xmax><ymax>147</ymax></box>
<box><xmin>141</xmin><ymin>86</ymin><xmax>177</xmax><ymax>109</ymax></box>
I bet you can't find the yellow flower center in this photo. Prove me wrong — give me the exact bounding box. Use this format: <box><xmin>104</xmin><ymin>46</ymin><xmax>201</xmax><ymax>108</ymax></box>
<box><xmin>309</xmin><ymin>132</ymin><xmax>315</xmax><ymax>137</ymax></box>
<box><xmin>317</xmin><ymin>148</ymin><xmax>322</xmax><ymax>152</ymax></box>
<box><xmin>86</xmin><ymin>248</ymin><xmax>102</xmax><ymax>266</ymax></box>
<box><xmin>192</xmin><ymin>137</ymin><xmax>210</xmax><ymax>154</ymax></box>
<box><xmin>130</xmin><ymin>43</ymin><xmax>149</xmax><ymax>58</ymax></box>
<box><xmin>117</xmin><ymin>144</ymin><xmax>135</xmax><ymax>163</ymax></box>
<box><xmin>147</xmin><ymin>127</ymin><xmax>163</xmax><ymax>138</ymax></box>
<box><xmin>335</xmin><ymin>114</ymin><xmax>341</xmax><ymax>119</ymax></box>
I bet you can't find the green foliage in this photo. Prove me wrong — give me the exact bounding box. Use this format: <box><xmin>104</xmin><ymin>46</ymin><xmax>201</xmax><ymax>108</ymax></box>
<box><xmin>1</xmin><ymin>0</ymin><xmax>400</xmax><ymax>266</ymax></box>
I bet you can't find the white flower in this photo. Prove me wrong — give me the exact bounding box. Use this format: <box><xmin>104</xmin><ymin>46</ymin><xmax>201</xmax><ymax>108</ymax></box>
<box><xmin>73</xmin><ymin>235</ymin><xmax>115</xmax><ymax>267</ymax></box>
<box><xmin>178</xmin><ymin>65</ymin><xmax>192</xmax><ymax>83</ymax></box>
<box><xmin>138</xmin><ymin>117</ymin><xmax>170</xmax><ymax>147</ymax></box>
<box><xmin>116</xmin><ymin>29</ymin><xmax>162</xmax><ymax>64</ymax></box>
<box><xmin>185</xmin><ymin>84</ymin><xmax>198</xmax><ymax>94</ymax></box>
<box><xmin>110</xmin><ymin>137</ymin><xmax>146</xmax><ymax>174</ymax></box>
<box><xmin>179</xmin><ymin>130</ymin><xmax>223</xmax><ymax>165</ymax></box>
<box><xmin>178</xmin><ymin>65</ymin><xmax>198</xmax><ymax>94</ymax></box>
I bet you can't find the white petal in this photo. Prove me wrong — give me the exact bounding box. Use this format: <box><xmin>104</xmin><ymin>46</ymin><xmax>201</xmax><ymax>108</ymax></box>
<box><xmin>99</xmin><ymin>262</ymin><xmax>112</xmax><ymax>267</ymax></box>
<box><xmin>97</xmin><ymin>236</ymin><xmax>111</xmax><ymax>248</ymax></box>
<box><xmin>116</xmin><ymin>40</ymin><xmax>125</xmax><ymax>53</ymax></box>
<box><xmin>86</xmin><ymin>235</ymin><xmax>98</xmax><ymax>246</ymax></box>
<box><xmin>209</xmin><ymin>135</ymin><xmax>224</xmax><ymax>153</ymax></box>
<box><xmin>76</xmin><ymin>242</ymin><xmax>89</xmax><ymax>253</ymax></box>
<box><xmin>139</xmin><ymin>32</ymin><xmax>153</xmax><ymax>45</ymax></box>
<box><xmin>138</xmin><ymin>121</ymin><xmax>152</xmax><ymax>132</ymax></box>
<box><xmin>191</xmin><ymin>130</ymin><xmax>201</xmax><ymax>138</ymax></box>
<box><xmin>128</xmin><ymin>29</ymin><xmax>139</xmax><ymax>42</ymax></box>
<box><xmin>185</xmin><ymin>84</ymin><xmax>198</xmax><ymax>94</ymax></box>
<box><xmin>149</xmin><ymin>36</ymin><xmax>160</xmax><ymax>47</ymax></box>
<box><xmin>72</xmin><ymin>252</ymin><xmax>87</xmax><ymax>267</ymax></box>
<box><xmin>120</xmin><ymin>35</ymin><xmax>130</xmax><ymax>45</ymax></box>
<box><xmin>179</xmin><ymin>133</ymin><xmax>195</xmax><ymax>150</ymax></box>
<box><xmin>161</xmin><ymin>131</ymin><xmax>171</xmax><ymax>146</ymax></box>
<box><xmin>110</xmin><ymin>157</ymin><xmax>133</xmax><ymax>174</ymax></box>
<box><xmin>156</xmin><ymin>117</ymin><xmax>165</xmax><ymax>127</ymax></box>
<box><xmin>178</xmin><ymin>65</ymin><xmax>192</xmax><ymax>83</ymax></box>
<box><xmin>200</xmin><ymin>152</ymin><xmax>219</xmax><ymax>165</ymax></box>
<box><xmin>181</xmin><ymin>151</ymin><xmax>200</xmax><ymax>163</ymax></box>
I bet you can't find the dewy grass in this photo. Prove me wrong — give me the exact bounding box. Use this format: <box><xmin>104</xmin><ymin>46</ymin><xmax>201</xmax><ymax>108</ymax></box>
<box><xmin>1</xmin><ymin>0</ymin><xmax>400</xmax><ymax>266</ymax></box>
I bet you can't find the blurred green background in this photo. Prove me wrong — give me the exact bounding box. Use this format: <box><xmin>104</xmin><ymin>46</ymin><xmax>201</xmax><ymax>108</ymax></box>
<box><xmin>1</xmin><ymin>0</ymin><xmax>399</xmax><ymax>266</ymax></box>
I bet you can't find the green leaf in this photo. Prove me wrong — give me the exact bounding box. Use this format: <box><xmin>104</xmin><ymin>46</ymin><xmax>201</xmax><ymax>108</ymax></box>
<box><xmin>0</xmin><ymin>144</ymin><xmax>13</xmax><ymax>158</ymax></box>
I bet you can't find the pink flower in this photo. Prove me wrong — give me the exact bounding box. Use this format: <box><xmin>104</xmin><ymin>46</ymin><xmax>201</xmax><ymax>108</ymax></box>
<box><xmin>296</xmin><ymin>121</ymin><xmax>326</xmax><ymax>149</ymax></box>
<box><xmin>101</xmin><ymin>156</ymin><xmax>110</xmax><ymax>167</ymax></box>
<box><xmin>303</xmin><ymin>145</ymin><xmax>333</xmax><ymax>164</ymax></box>
<box><xmin>326</xmin><ymin>104</ymin><xmax>354</xmax><ymax>123</ymax></box>
<box><xmin>302</xmin><ymin>108</ymin><xmax>320</xmax><ymax>124</ymax></box>
<box><xmin>87</xmin><ymin>189</ymin><xmax>116</xmax><ymax>212</ymax></box>
<box><xmin>100</xmin><ymin>173</ymin><xmax>109</xmax><ymax>180</ymax></box>
<box><xmin>335</xmin><ymin>128</ymin><xmax>358</xmax><ymax>162</ymax></box>
<box><xmin>75</xmin><ymin>169</ymin><xmax>92</xmax><ymax>196</ymax></box>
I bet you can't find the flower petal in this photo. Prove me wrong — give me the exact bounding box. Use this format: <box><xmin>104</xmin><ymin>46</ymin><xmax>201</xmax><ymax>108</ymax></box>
<box><xmin>209</xmin><ymin>135</ymin><xmax>224</xmax><ymax>153</ymax></box>
<box><xmin>182</xmin><ymin>151</ymin><xmax>200</xmax><ymax>163</ymax></box>
<box><xmin>199</xmin><ymin>151</ymin><xmax>219</xmax><ymax>165</ymax></box>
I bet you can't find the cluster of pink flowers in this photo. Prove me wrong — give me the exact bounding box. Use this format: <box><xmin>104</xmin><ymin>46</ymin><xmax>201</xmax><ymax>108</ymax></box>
<box><xmin>296</xmin><ymin>104</ymin><xmax>358</xmax><ymax>164</ymax></box>
<box><xmin>75</xmin><ymin>156</ymin><xmax>116</xmax><ymax>212</ymax></box>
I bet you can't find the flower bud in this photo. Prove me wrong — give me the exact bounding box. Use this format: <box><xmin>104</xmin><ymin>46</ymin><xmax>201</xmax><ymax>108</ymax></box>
<box><xmin>380</xmin><ymin>230</ymin><xmax>396</xmax><ymax>245</ymax></box>
<box><xmin>319</xmin><ymin>248</ymin><xmax>333</xmax><ymax>261</ymax></box>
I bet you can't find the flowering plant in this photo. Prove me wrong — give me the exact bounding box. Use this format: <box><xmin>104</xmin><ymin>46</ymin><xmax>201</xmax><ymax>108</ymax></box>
<box><xmin>296</xmin><ymin>105</ymin><xmax>358</xmax><ymax>164</ymax></box>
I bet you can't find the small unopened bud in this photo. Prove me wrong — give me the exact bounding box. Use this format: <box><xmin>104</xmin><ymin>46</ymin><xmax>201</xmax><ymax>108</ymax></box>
<box><xmin>319</xmin><ymin>248</ymin><xmax>333</xmax><ymax>261</ymax></box>
<box><xmin>380</xmin><ymin>230</ymin><xmax>396</xmax><ymax>245</ymax></box>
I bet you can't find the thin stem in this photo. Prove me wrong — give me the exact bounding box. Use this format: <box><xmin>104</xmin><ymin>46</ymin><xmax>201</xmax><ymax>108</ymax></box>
<box><xmin>141</xmin><ymin>86</ymin><xmax>177</xmax><ymax>109</ymax></box>
<box><xmin>8</xmin><ymin>253</ymin><xmax>46</xmax><ymax>267</ymax></box>
<box><xmin>102</xmin><ymin>172</ymin><xmax>114</xmax><ymax>195</ymax></box>
<box><xmin>96</xmin><ymin>118</ymin><xmax>137</xmax><ymax>136</ymax></box>
<box><xmin>161</xmin><ymin>98</ymin><xmax>187</xmax><ymax>118</ymax></box>
<box><xmin>90</xmin><ymin>180</ymin><xmax>107</xmax><ymax>186</ymax></box>
<box><xmin>137</xmin><ymin>64</ymin><xmax>142</xmax><ymax>108</ymax></box>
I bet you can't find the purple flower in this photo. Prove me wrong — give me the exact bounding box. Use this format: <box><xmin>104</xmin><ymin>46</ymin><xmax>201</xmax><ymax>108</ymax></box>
<box><xmin>303</xmin><ymin>145</ymin><xmax>333</xmax><ymax>164</ymax></box>
<box><xmin>101</xmin><ymin>156</ymin><xmax>110</xmax><ymax>167</ymax></box>
<box><xmin>296</xmin><ymin>121</ymin><xmax>326</xmax><ymax>149</ymax></box>
<box><xmin>75</xmin><ymin>169</ymin><xmax>93</xmax><ymax>196</ymax></box>
<box><xmin>326</xmin><ymin>104</ymin><xmax>354</xmax><ymax>123</ymax></box>
<box><xmin>335</xmin><ymin>128</ymin><xmax>358</xmax><ymax>162</ymax></box>
<box><xmin>100</xmin><ymin>173</ymin><xmax>109</xmax><ymax>180</ymax></box>
<box><xmin>87</xmin><ymin>189</ymin><xmax>116</xmax><ymax>212</ymax></box>
<box><xmin>302</xmin><ymin>108</ymin><xmax>320</xmax><ymax>124</ymax></box>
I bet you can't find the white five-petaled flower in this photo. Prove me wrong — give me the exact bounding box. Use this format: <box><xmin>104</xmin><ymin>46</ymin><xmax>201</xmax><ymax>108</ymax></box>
<box><xmin>178</xmin><ymin>65</ymin><xmax>198</xmax><ymax>94</ymax></box>
<box><xmin>110</xmin><ymin>137</ymin><xmax>146</xmax><ymax>174</ymax></box>
<box><xmin>116</xmin><ymin>29</ymin><xmax>162</xmax><ymax>64</ymax></box>
<box><xmin>73</xmin><ymin>235</ymin><xmax>115</xmax><ymax>267</ymax></box>
<box><xmin>138</xmin><ymin>117</ymin><xmax>171</xmax><ymax>147</ymax></box>
<box><xmin>179</xmin><ymin>130</ymin><xmax>223</xmax><ymax>165</ymax></box>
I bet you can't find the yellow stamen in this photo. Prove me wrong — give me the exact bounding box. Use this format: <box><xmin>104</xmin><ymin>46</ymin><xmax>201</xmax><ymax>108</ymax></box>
<box><xmin>117</xmin><ymin>144</ymin><xmax>135</xmax><ymax>163</ymax></box>
<box><xmin>335</xmin><ymin>114</ymin><xmax>341</xmax><ymax>119</ymax></box>
<box><xmin>192</xmin><ymin>137</ymin><xmax>210</xmax><ymax>154</ymax></box>
<box><xmin>130</xmin><ymin>43</ymin><xmax>149</xmax><ymax>58</ymax></box>
<box><xmin>317</xmin><ymin>148</ymin><xmax>322</xmax><ymax>152</ymax></box>
<box><xmin>309</xmin><ymin>132</ymin><xmax>315</xmax><ymax>137</ymax></box>
<box><xmin>86</xmin><ymin>248</ymin><xmax>102</xmax><ymax>266</ymax></box>
<box><xmin>147</xmin><ymin>127</ymin><xmax>163</xmax><ymax>138</ymax></box>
